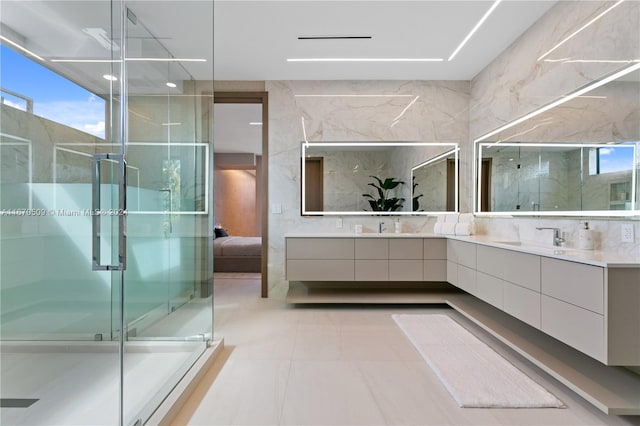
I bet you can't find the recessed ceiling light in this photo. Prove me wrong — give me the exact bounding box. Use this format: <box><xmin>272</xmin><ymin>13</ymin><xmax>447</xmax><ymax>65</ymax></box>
<box><xmin>166</xmin><ymin>82</ymin><xmax>177</xmax><ymax>88</ymax></box>
<box><xmin>448</xmin><ymin>0</ymin><xmax>502</xmax><ymax>61</ymax></box>
<box><xmin>249</xmin><ymin>122</ymin><xmax>262</xmax><ymax>126</ymax></box>
<box><xmin>103</xmin><ymin>74</ymin><xmax>117</xmax><ymax>81</ymax></box>
<box><xmin>287</xmin><ymin>58</ymin><xmax>443</xmax><ymax>62</ymax></box>
<box><xmin>298</xmin><ymin>35</ymin><xmax>372</xmax><ymax>40</ymax></box>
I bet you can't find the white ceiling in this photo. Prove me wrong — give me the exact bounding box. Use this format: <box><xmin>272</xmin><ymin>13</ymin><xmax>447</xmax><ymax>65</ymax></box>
<box><xmin>213</xmin><ymin>0</ymin><xmax>557</xmax><ymax>81</ymax></box>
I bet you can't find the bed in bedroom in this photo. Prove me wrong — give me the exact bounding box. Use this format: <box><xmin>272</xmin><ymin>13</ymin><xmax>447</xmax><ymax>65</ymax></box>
<box><xmin>213</xmin><ymin>231</ymin><xmax>262</xmax><ymax>272</ymax></box>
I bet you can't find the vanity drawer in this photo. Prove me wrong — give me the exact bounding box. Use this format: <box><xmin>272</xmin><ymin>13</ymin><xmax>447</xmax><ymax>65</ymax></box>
<box><xmin>541</xmin><ymin>258</ymin><xmax>604</xmax><ymax>314</ymax></box>
<box><xmin>389</xmin><ymin>260</ymin><xmax>423</xmax><ymax>281</ymax></box>
<box><xmin>424</xmin><ymin>238</ymin><xmax>447</xmax><ymax>259</ymax></box>
<box><xmin>541</xmin><ymin>294</ymin><xmax>604</xmax><ymax>362</ymax></box>
<box><xmin>476</xmin><ymin>272</ymin><xmax>504</xmax><ymax>309</ymax></box>
<box><xmin>287</xmin><ymin>259</ymin><xmax>354</xmax><ymax>281</ymax></box>
<box><xmin>447</xmin><ymin>240</ymin><xmax>476</xmax><ymax>269</ymax></box>
<box><xmin>355</xmin><ymin>260</ymin><xmax>388</xmax><ymax>281</ymax></box>
<box><xmin>503</xmin><ymin>281</ymin><xmax>540</xmax><ymax>329</ymax></box>
<box><xmin>424</xmin><ymin>260</ymin><xmax>447</xmax><ymax>281</ymax></box>
<box><xmin>286</xmin><ymin>238</ymin><xmax>354</xmax><ymax>260</ymax></box>
<box><xmin>477</xmin><ymin>246</ymin><xmax>540</xmax><ymax>291</ymax></box>
<box><xmin>355</xmin><ymin>238</ymin><xmax>388</xmax><ymax>259</ymax></box>
<box><xmin>447</xmin><ymin>260</ymin><xmax>458</xmax><ymax>285</ymax></box>
<box><xmin>389</xmin><ymin>239</ymin><xmax>423</xmax><ymax>259</ymax></box>
<box><xmin>456</xmin><ymin>264</ymin><xmax>477</xmax><ymax>295</ymax></box>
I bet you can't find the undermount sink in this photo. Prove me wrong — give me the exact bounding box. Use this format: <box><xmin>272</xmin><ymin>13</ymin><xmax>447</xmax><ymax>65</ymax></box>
<box><xmin>493</xmin><ymin>241</ymin><xmax>522</xmax><ymax>246</ymax></box>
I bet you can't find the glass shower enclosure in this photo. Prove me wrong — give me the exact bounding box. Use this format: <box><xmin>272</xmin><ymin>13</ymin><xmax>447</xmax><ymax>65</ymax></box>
<box><xmin>0</xmin><ymin>1</ymin><xmax>214</xmax><ymax>424</ymax></box>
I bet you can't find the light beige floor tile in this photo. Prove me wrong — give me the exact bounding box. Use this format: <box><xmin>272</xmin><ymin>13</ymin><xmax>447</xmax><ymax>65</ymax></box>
<box><xmin>280</xmin><ymin>360</ymin><xmax>387</xmax><ymax>426</ymax></box>
<box><xmin>184</xmin><ymin>358</ymin><xmax>290</xmax><ymax>426</ymax></box>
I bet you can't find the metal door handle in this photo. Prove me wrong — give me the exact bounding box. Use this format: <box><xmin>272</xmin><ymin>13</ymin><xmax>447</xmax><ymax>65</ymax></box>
<box><xmin>92</xmin><ymin>153</ymin><xmax>127</xmax><ymax>271</ymax></box>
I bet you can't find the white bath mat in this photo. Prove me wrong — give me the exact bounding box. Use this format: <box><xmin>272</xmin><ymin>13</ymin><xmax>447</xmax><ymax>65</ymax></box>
<box><xmin>392</xmin><ymin>314</ymin><xmax>565</xmax><ymax>408</ymax></box>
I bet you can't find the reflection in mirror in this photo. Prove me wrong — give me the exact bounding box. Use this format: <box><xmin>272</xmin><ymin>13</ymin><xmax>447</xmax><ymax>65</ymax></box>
<box><xmin>301</xmin><ymin>142</ymin><xmax>459</xmax><ymax>216</ymax></box>
<box><xmin>411</xmin><ymin>148</ymin><xmax>459</xmax><ymax>212</ymax></box>
<box><xmin>475</xmin><ymin>63</ymin><xmax>640</xmax><ymax>217</ymax></box>
<box><xmin>477</xmin><ymin>142</ymin><xmax>638</xmax><ymax>215</ymax></box>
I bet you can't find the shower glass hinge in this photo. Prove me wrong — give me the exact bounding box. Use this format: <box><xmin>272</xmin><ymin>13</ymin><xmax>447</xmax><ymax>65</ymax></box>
<box><xmin>94</xmin><ymin>333</ymin><xmax>103</xmax><ymax>341</ymax></box>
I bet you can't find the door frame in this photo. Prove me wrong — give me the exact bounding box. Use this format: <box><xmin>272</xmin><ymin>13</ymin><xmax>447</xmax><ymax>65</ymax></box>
<box><xmin>213</xmin><ymin>92</ymin><xmax>269</xmax><ymax>297</ymax></box>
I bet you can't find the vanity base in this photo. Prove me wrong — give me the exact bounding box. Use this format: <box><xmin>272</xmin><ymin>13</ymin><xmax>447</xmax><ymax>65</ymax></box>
<box><xmin>286</xmin><ymin>282</ymin><xmax>461</xmax><ymax>304</ymax></box>
<box><xmin>450</xmin><ymin>295</ymin><xmax>640</xmax><ymax>416</ymax></box>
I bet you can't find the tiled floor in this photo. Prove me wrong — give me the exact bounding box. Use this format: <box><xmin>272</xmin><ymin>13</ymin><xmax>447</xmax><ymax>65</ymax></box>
<box><xmin>172</xmin><ymin>274</ymin><xmax>640</xmax><ymax>426</ymax></box>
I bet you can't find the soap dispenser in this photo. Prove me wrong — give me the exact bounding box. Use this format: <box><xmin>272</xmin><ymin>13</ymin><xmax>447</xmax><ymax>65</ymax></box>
<box><xmin>578</xmin><ymin>221</ymin><xmax>595</xmax><ymax>250</ymax></box>
<box><xmin>394</xmin><ymin>218</ymin><xmax>402</xmax><ymax>234</ymax></box>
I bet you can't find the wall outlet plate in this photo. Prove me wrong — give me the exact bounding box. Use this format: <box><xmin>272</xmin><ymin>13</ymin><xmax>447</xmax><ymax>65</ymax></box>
<box><xmin>621</xmin><ymin>223</ymin><xmax>634</xmax><ymax>243</ymax></box>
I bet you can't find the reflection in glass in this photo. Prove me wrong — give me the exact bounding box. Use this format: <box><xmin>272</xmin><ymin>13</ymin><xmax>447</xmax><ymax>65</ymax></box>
<box><xmin>411</xmin><ymin>148</ymin><xmax>459</xmax><ymax>212</ymax></box>
<box><xmin>477</xmin><ymin>142</ymin><xmax>638</xmax><ymax>215</ymax></box>
<box><xmin>301</xmin><ymin>142</ymin><xmax>459</xmax><ymax>215</ymax></box>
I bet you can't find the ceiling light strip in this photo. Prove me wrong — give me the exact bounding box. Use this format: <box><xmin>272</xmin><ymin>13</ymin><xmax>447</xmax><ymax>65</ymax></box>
<box><xmin>298</xmin><ymin>36</ymin><xmax>372</xmax><ymax>40</ymax></box>
<box><xmin>537</xmin><ymin>0</ymin><xmax>625</xmax><ymax>61</ymax></box>
<box><xmin>448</xmin><ymin>0</ymin><xmax>502</xmax><ymax>61</ymax></box>
<box><xmin>0</xmin><ymin>35</ymin><xmax>45</xmax><ymax>61</ymax></box>
<box><xmin>474</xmin><ymin>61</ymin><xmax>640</xmax><ymax>143</ymax></box>
<box><xmin>287</xmin><ymin>58</ymin><xmax>443</xmax><ymax>62</ymax></box>
<box><xmin>51</xmin><ymin>58</ymin><xmax>206</xmax><ymax>63</ymax></box>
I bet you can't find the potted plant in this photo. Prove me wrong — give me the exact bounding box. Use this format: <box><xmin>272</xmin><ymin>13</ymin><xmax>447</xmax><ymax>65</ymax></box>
<box><xmin>362</xmin><ymin>176</ymin><xmax>405</xmax><ymax>211</ymax></box>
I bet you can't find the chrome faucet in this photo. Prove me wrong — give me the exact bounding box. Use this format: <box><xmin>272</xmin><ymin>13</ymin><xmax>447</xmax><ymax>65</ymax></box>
<box><xmin>378</xmin><ymin>221</ymin><xmax>385</xmax><ymax>233</ymax></box>
<box><xmin>536</xmin><ymin>227</ymin><xmax>565</xmax><ymax>246</ymax></box>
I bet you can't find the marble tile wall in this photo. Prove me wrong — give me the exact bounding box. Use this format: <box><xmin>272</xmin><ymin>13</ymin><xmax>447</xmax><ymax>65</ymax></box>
<box><xmin>259</xmin><ymin>1</ymin><xmax>639</xmax><ymax>293</ymax></box>
<box><xmin>470</xmin><ymin>0</ymin><xmax>640</xmax><ymax>259</ymax></box>
<box><xmin>267</xmin><ymin>80</ymin><xmax>470</xmax><ymax>292</ymax></box>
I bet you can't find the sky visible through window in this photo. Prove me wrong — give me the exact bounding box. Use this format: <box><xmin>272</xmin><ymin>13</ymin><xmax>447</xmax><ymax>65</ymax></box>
<box><xmin>599</xmin><ymin>145</ymin><xmax>635</xmax><ymax>174</ymax></box>
<box><xmin>1</xmin><ymin>45</ymin><xmax>106</xmax><ymax>138</ymax></box>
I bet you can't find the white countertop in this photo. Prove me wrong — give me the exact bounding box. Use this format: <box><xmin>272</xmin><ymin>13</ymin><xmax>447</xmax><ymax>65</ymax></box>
<box><xmin>284</xmin><ymin>233</ymin><xmax>640</xmax><ymax>268</ymax></box>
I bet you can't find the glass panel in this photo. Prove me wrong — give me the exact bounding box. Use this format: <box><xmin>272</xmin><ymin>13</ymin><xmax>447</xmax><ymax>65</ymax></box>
<box><xmin>0</xmin><ymin>0</ymin><xmax>122</xmax><ymax>423</ymax></box>
<box><xmin>122</xmin><ymin>6</ymin><xmax>213</xmax><ymax>425</ymax></box>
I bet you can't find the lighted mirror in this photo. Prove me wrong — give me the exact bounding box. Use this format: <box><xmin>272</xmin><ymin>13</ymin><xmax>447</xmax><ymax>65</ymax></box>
<box><xmin>475</xmin><ymin>63</ymin><xmax>640</xmax><ymax>217</ymax></box>
<box><xmin>301</xmin><ymin>142</ymin><xmax>459</xmax><ymax>216</ymax></box>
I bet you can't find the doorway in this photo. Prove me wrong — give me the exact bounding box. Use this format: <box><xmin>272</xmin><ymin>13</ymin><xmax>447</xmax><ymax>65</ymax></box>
<box><xmin>213</xmin><ymin>93</ymin><xmax>269</xmax><ymax>297</ymax></box>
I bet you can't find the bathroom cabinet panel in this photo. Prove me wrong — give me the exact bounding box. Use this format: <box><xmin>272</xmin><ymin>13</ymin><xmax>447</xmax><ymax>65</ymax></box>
<box><xmin>423</xmin><ymin>239</ymin><xmax>447</xmax><ymax>259</ymax></box>
<box><xmin>541</xmin><ymin>294</ymin><xmax>605</xmax><ymax>362</ymax></box>
<box><xmin>389</xmin><ymin>239</ymin><xmax>423</xmax><ymax>259</ymax></box>
<box><xmin>390</xmin><ymin>260</ymin><xmax>423</xmax><ymax>281</ymax></box>
<box><xmin>607</xmin><ymin>268</ymin><xmax>640</xmax><ymax>365</ymax></box>
<box><xmin>503</xmin><ymin>281</ymin><xmax>541</xmax><ymax>329</ymax></box>
<box><xmin>287</xmin><ymin>238</ymin><xmax>354</xmax><ymax>260</ymax></box>
<box><xmin>447</xmin><ymin>261</ymin><xmax>458</xmax><ymax>286</ymax></box>
<box><xmin>287</xmin><ymin>260</ymin><xmax>354</xmax><ymax>281</ymax></box>
<box><xmin>355</xmin><ymin>238</ymin><xmax>388</xmax><ymax>260</ymax></box>
<box><xmin>477</xmin><ymin>246</ymin><xmax>540</xmax><ymax>291</ymax></box>
<box><xmin>447</xmin><ymin>240</ymin><xmax>476</xmax><ymax>269</ymax></box>
<box><xmin>424</xmin><ymin>260</ymin><xmax>447</xmax><ymax>281</ymax></box>
<box><xmin>457</xmin><ymin>265</ymin><xmax>477</xmax><ymax>295</ymax></box>
<box><xmin>541</xmin><ymin>258</ymin><xmax>604</xmax><ymax>314</ymax></box>
<box><xmin>355</xmin><ymin>260</ymin><xmax>388</xmax><ymax>281</ymax></box>
<box><xmin>476</xmin><ymin>271</ymin><xmax>504</xmax><ymax>309</ymax></box>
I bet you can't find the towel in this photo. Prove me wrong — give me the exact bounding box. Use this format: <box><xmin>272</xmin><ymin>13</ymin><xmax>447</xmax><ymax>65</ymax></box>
<box><xmin>435</xmin><ymin>214</ymin><xmax>447</xmax><ymax>223</ymax></box>
<box><xmin>433</xmin><ymin>222</ymin><xmax>443</xmax><ymax>235</ymax></box>
<box><xmin>455</xmin><ymin>222</ymin><xmax>474</xmax><ymax>236</ymax></box>
<box><xmin>441</xmin><ymin>222</ymin><xmax>457</xmax><ymax>235</ymax></box>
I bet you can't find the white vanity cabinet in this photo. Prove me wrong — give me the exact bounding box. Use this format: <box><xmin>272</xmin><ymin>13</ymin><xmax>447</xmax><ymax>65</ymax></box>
<box><xmin>286</xmin><ymin>238</ymin><xmax>354</xmax><ymax>281</ymax></box>
<box><xmin>446</xmin><ymin>240</ymin><xmax>477</xmax><ymax>295</ymax></box>
<box><xmin>540</xmin><ymin>258</ymin><xmax>606</xmax><ymax>362</ymax></box>
<box><xmin>475</xmin><ymin>246</ymin><xmax>541</xmax><ymax>328</ymax></box>
<box><xmin>286</xmin><ymin>236</ymin><xmax>447</xmax><ymax>283</ymax></box>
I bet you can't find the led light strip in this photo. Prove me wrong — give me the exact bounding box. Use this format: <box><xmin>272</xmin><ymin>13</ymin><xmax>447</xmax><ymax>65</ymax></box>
<box><xmin>449</xmin><ymin>0</ymin><xmax>502</xmax><ymax>61</ymax></box>
<box><xmin>0</xmin><ymin>35</ymin><xmax>45</xmax><ymax>61</ymax></box>
<box><xmin>287</xmin><ymin>58</ymin><xmax>443</xmax><ymax>62</ymax></box>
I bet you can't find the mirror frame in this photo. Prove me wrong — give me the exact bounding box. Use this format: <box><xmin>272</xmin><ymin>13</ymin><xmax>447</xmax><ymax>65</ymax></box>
<box><xmin>473</xmin><ymin>62</ymin><xmax>640</xmax><ymax>218</ymax></box>
<box><xmin>475</xmin><ymin>142</ymin><xmax>638</xmax><ymax>217</ymax></box>
<box><xmin>301</xmin><ymin>141</ymin><xmax>459</xmax><ymax>216</ymax></box>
